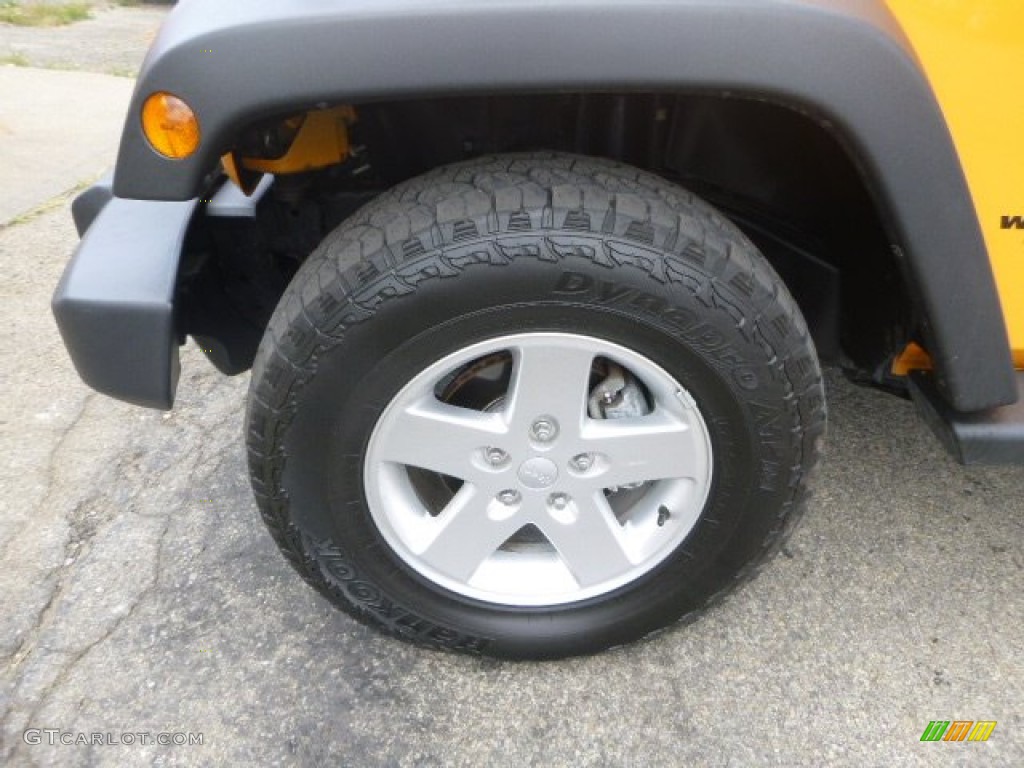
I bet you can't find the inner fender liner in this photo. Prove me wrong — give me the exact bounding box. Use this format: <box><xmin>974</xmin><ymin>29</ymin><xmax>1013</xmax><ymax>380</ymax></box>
<box><xmin>112</xmin><ymin>0</ymin><xmax>1016</xmax><ymax>411</ymax></box>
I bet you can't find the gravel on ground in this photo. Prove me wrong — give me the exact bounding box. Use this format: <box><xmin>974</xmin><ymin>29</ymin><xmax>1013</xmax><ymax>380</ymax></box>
<box><xmin>0</xmin><ymin>4</ymin><xmax>167</xmax><ymax>77</ymax></box>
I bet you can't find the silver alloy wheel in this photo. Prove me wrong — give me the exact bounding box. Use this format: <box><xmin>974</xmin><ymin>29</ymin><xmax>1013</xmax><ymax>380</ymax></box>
<box><xmin>364</xmin><ymin>332</ymin><xmax>714</xmax><ymax>606</ymax></box>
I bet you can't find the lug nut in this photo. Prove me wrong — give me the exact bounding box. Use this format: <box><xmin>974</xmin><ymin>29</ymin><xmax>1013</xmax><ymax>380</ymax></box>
<box><xmin>570</xmin><ymin>453</ymin><xmax>594</xmax><ymax>472</ymax></box>
<box><xmin>497</xmin><ymin>490</ymin><xmax>521</xmax><ymax>506</ymax></box>
<box><xmin>485</xmin><ymin>447</ymin><xmax>508</xmax><ymax>466</ymax></box>
<box><xmin>548</xmin><ymin>492</ymin><xmax>571</xmax><ymax>511</ymax></box>
<box><xmin>530</xmin><ymin>417</ymin><xmax>559</xmax><ymax>443</ymax></box>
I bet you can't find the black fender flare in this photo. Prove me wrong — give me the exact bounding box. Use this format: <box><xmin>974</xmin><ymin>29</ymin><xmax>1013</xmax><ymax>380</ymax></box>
<box><xmin>114</xmin><ymin>0</ymin><xmax>1016</xmax><ymax>411</ymax></box>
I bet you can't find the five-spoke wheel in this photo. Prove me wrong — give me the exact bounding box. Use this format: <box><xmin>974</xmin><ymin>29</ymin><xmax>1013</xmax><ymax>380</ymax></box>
<box><xmin>365</xmin><ymin>333</ymin><xmax>713</xmax><ymax>605</ymax></box>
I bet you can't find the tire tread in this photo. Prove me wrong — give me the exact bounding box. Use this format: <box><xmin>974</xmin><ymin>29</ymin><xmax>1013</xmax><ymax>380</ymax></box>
<box><xmin>246</xmin><ymin>152</ymin><xmax>825</xmax><ymax>656</ymax></box>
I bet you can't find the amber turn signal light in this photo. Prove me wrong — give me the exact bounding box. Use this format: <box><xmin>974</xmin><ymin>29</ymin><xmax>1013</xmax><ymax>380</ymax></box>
<box><xmin>141</xmin><ymin>92</ymin><xmax>200</xmax><ymax>159</ymax></box>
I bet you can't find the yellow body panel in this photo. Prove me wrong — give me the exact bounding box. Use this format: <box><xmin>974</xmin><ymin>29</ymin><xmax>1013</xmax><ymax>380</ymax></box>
<box><xmin>222</xmin><ymin>106</ymin><xmax>357</xmax><ymax>194</ymax></box>
<box><xmin>886</xmin><ymin>1</ymin><xmax>1024</xmax><ymax>366</ymax></box>
<box><xmin>241</xmin><ymin>106</ymin><xmax>356</xmax><ymax>175</ymax></box>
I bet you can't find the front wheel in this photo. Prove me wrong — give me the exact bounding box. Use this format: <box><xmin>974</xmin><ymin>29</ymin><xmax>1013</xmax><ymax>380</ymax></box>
<box><xmin>246</xmin><ymin>153</ymin><xmax>825</xmax><ymax>659</ymax></box>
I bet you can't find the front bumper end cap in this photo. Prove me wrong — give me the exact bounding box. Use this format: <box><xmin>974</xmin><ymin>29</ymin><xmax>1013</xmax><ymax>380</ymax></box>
<box><xmin>52</xmin><ymin>192</ymin><xmax>198</xmax><ymax>409</ymax></box>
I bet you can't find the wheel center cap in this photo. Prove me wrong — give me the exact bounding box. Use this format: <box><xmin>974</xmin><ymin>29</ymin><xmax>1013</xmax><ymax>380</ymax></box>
<box><xmin>517</xmin><ymin>457</ymin><xmax>559</xmax><ymax>489</ymax></box>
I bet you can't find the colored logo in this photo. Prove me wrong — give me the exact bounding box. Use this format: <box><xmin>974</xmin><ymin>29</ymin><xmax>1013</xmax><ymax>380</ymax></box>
<box><xmin>920</xmin><ymin>721</ymin><xmax>997</xmax><ymax>742</ymax></box>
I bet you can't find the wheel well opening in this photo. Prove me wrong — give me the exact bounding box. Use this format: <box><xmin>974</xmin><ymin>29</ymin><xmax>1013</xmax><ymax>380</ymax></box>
<box><xmin>186</xmin><ymin>92</ymin><xmax>913</xmax><ymax>384</ymax></box>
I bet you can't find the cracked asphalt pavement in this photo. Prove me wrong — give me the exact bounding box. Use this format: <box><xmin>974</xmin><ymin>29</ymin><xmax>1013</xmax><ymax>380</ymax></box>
<box><xmin>1</xmin><ymin>25</ymin><xmax>1023</xmax><ymax>768</ymax></box>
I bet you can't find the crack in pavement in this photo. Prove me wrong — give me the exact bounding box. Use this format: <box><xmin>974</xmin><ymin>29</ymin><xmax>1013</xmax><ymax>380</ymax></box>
<box><xmin>0</xmin><ymin>392</ymin><xmax>93</xmax><ymax>566</ymax></box>
<box><xmin>3</xmin><ymin>515</ymin><xmax>172</xmax><ymax>766</ymax></box>
<box><xmin>0</xmin><ymin>393</ymin><xmax>135</xmax><ymax>675</ymax></box>
<box><xmin>0</xmin><ymin>396</ymin><xmax>214</xmax><ymax>757</ymax></box>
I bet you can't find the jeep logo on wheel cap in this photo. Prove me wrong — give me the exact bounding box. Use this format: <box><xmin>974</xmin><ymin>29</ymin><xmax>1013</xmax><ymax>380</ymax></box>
<box><xmin>518</xmin><ymin>457</ymin><xmax>559</xmax><ymax>489</ymax></box>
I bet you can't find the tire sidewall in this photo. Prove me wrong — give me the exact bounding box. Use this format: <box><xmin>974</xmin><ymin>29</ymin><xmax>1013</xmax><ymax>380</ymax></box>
<box><xmin>278</xmin><ymin>250</ymin><xmax>802</xmax><ymax>657</ymax></box>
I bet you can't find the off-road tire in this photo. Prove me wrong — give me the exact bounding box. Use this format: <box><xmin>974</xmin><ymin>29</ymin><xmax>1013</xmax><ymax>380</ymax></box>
<box><xmin>245</xmin><ymin>152</ymin><xmax>825</xmax><ymax>659</ymax></box>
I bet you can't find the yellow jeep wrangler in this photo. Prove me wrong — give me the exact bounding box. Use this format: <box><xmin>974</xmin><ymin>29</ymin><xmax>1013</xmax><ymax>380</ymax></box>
<box><xmin>53</xmin><ymin>0</ymin><xmax>1024</xmax><ymax>658</ymax></box>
